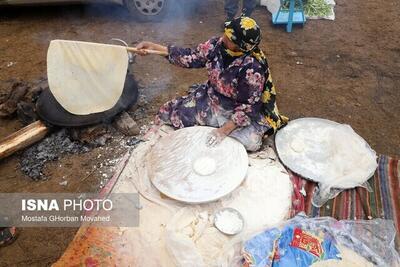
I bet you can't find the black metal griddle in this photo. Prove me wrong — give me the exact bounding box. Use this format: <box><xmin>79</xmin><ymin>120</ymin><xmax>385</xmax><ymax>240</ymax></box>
<box><xmin>36</xmin><ymin>73</ymin><xmax>139</xmax><ymax>127</ymax></box>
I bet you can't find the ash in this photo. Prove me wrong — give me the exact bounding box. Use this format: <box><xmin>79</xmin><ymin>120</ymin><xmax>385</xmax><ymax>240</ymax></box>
<box><xmin>20</xmin><ymin>129</ymin><xmax>90</xmax><ymax>180</ymax></box>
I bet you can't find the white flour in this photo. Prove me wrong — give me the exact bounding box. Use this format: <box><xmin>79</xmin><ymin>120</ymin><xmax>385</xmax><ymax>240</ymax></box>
<box><xmin>214</xmin><ymin>209</ymin><xmax>243</xmax><ymax>234</ymax></box>
<box><xmin>222</xmin><ymin>149</ymin><xmax>293</xmax><ymax>232</ymax></box>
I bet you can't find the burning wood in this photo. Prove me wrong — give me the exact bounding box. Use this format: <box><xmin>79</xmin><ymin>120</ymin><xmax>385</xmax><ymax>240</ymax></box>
<box><xmin>0</xmin><ymin>73</ymin><xmax>140</xmax><ymax>163</ymax></box>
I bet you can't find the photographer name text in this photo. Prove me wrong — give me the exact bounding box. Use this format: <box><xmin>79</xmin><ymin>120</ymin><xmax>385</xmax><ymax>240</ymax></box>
<box><xmin>21</xmin><ymin>215</ymin><xmax>111</xmax><ymax>222</ymax></box>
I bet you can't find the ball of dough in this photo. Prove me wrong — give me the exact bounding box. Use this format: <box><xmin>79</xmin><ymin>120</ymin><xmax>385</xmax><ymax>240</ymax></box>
<box><xmin>290</xmin><ymin>138</ymin><xmax>306</xmax><ymax>153</ymax></box>
<box><xmin>193</xmin><ymin>157</ymin><xmax>217</xmax><ymax>176</ymax></box>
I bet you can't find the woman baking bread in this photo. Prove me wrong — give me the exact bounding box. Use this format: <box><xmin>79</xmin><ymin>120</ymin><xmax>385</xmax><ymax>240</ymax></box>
<box><xmin>136</xmin><ymin>17</ymin><xmax>287</xmax><ymax>151</ymax></box>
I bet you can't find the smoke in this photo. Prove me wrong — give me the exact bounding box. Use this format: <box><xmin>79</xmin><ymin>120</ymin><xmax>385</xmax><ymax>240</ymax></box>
<box><xmin>128</xmin><ymin>0</ymin><xmax>223</xmax><ymax>102</ymax></box>
<box><xmin>1</xmin><ymin>0</ymin><xmax>225</xmax><ymax>107</ymax></box>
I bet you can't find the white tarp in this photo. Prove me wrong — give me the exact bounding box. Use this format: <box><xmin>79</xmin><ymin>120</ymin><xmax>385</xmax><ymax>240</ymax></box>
<box><xmin>111</xmin><ymin>126</ymin><xmax>293</xmax><ymax>266</ymax></box>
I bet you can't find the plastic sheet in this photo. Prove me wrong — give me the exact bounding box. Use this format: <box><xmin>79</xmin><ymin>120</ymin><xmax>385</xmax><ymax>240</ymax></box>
<box><xmin>311</xmin><ymin>181</ymin><xmax>374</xmax><ymax>207</ymax></box>
<box><xmin>260</xmin><ymin>0</ymin><xmax>336</xmax><ymax>20</ymax></box>
<box><xmin>275</xmin><ymin>118</ymin><xmax>378</xmax><ymax>207</ymax></box>
<box><xmin>54</xmin><ymin>125</ymin><xmax>292</xmax><ymax>266</ymax></box>
<box><xmin>243</xmin><ymin>214</ymin><xmax>400</xmax><ymax>267</ymax></box>
<box><xmin>147</xmin><ymin>126</ymin><xmax>249</xmax><ymax>203</ymax></box>
<box><xmin>260</xmin><ymin>0</ymin><xmax>281</xmax><ymax>14</ymax></box>
<box><xmin>305</xmin><ymin>0</ymin><xmax>336</xmax><ymax>20</ymax></box>
<box><xmin>132</xmin><ymin>126</ymin><xmax>292</xmax><ymax>266</ymax></box>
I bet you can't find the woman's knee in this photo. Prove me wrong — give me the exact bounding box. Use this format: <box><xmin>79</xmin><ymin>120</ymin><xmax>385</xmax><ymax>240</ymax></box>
<box><xmin>231</xmin><ymin>131</ymin><xmax>263</xmax><ymax>152</ymax></box>
<box><xmin>243</xmin><ymin>138</ymin><xmax>262</xmax><ymax>152</ymax></box>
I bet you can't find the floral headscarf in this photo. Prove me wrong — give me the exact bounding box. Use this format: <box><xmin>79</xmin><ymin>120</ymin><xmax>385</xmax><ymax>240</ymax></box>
<box><xmin>224</xmin><ymin>16</ymin><xmax>289</xmax><ymax>132</ymax></box>
<box><xmin>224</xmin><ymin>16</ymin><xmax>267</xmax><ymax>68</ymax></box>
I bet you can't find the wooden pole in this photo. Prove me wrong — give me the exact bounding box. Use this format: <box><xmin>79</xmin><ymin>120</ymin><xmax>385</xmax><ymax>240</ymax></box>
<box><xmin>0</xmin><ymin>120</ymin><xmax>49</xmax><ymax>160</ymax></box>
<box><xmin>126</xmin><ymin>47</ymin><xmax>168</xmax><ymax>56</ymax></box>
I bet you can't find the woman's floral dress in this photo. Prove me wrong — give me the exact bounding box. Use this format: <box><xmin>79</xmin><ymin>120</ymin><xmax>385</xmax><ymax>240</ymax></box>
<box><xmin>156</xmin><ymin>37</ymin><xmax>286</xmax><ymax>151</ymax></box>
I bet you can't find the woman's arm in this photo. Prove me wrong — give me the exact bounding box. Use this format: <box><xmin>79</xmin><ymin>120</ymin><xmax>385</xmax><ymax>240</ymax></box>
<box><xmin>206</xmin><ymin>120</ymin><xmax>237</xmax><ymax>147</ymax></box>
<box><xmin>219</xmin><ymin>120</ymin><xmax>237</xmax><ymax>135</ymax></box>
<box><xmin>136</xmin><ymin>38</ymin><xmax>218</xmax><ymax>68</ymax></box>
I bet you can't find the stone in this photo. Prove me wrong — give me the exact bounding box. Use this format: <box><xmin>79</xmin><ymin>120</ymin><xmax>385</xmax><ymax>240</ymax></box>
<box><xmin>0</xmin><ymin>82</ymin><xmax>29</xmax><ymax>117</ymax></box>
<box><xmin>113</xmin><ymin>111</ymin><xmax>140</xmax><ymax>136</ymax></box>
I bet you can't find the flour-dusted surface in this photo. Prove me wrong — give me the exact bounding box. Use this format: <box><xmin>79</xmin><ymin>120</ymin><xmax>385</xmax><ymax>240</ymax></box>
<box><xmin>148</xmin><ymin>126</ymin><xmax>249</xmax><ymax>203</ymax></box>
<box><xmin>276</xmin><ymin>118</ymin><xmax>378</xmax><ymax>189</ymax></box>
<box><xmin>110</xmin><ymin>126</ymin><xmax>292</xmax><ymax>266</ymax></box>
<box><xmin>222</xmin><ymin>147</ymin><xmax>293</xmax><ymax>232</ymax></box>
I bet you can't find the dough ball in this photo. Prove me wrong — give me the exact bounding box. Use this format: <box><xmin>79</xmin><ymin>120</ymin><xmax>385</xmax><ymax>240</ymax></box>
<box><xmin>290</xmin><ymin>138</ymin><xmax>306</xmax><ymax>153</ymax></box>
<box><xmin>193</xmin><ymin>157</ymin><xmax>217</xmax><ymax>176</ymax></box>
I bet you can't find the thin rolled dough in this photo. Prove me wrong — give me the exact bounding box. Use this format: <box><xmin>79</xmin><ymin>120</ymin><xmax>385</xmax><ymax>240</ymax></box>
<box><xmin>47</xmin><ymin>40</ymin><xmax>129</xmax><ymax>115</ymax></box>
<box><xmin>290</xmin><ymin>139</ymin><xmax>305</xmax><ymax>152</ymax></box>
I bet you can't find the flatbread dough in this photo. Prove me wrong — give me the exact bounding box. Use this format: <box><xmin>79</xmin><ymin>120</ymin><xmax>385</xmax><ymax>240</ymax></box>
<box><xmin>47</xmin><ymin>40</ymin><xmax>129</xmax><ymax>115</ymax></box>
<box><xmin>290</xmin><ymin>139</ymin><xmax>305</xmax><ymax>152</ymax></box>
<box><xmin>193</xmin><ymin>157</ymin><xmax>217</xmax><ymax>176</ymax></box>
<box><xmin>148</xmin><ymin>126</ymin><xmax>249</xmax><ymax>204</ymax></box>
<box><xmin>276</xmin><ymin>118</ymin><xmax>377</xmax><ymax>189</ymax></box>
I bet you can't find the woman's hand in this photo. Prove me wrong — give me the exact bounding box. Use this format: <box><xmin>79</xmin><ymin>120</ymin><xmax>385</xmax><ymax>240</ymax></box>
<box><xmin>135</xmin><ymin>41</ymin><xmax>168</xmax><ymax>56</ymax></box>
<box><xmin>206</xmin><ymin>128</ymin><xmax>227</xmax><ymax>147</ymax></box>
<box><xmin>206</xmin><ymin>121</ymin><xmax>237</xmax><ymax>147</ymax></box>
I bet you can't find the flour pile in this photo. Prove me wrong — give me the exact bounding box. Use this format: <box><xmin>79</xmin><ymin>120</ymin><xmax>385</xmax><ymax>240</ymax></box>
<box><xmin>222</xmin><ymin>147</ymin><xmax>293</xmax><ymax>231</ymax></box>
<box><xmin>214</xmin><ymin>209</ymin><xmax>244</xmax><ymax>235</ymax></box>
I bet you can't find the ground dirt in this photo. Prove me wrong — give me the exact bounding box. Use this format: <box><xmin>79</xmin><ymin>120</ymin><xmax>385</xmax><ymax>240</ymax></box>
<box><xmin>0</xmin><ymin>0</ymin><xmax>399</xmax><ymax>265</ymax></box>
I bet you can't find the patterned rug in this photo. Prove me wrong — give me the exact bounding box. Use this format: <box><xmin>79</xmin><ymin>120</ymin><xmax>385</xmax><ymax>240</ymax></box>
<box><xmin>290</xmin><ymin>154</ymin><xmax>400</xmax><ymax>250</ymax></box>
